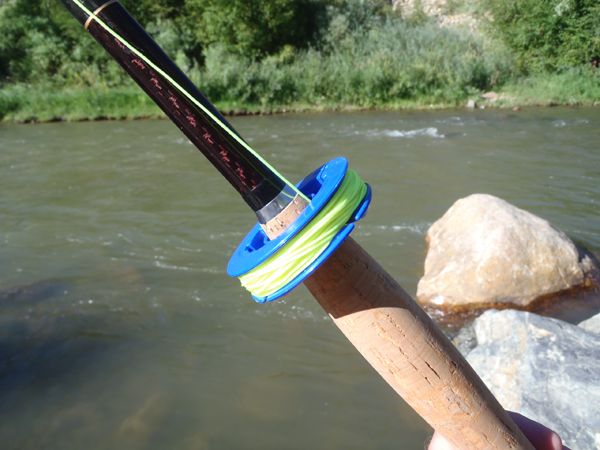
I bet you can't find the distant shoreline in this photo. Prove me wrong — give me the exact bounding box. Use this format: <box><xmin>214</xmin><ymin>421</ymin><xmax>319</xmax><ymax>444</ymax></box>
<box><xmin>2</xmin><ymin>74</ymin><xmax>599</xmax><ymax>124</ymax></box>
<box><xmin>3</xmin><ymin>102</ymin><xmax>600</xmax><ymax>126</ymax></box>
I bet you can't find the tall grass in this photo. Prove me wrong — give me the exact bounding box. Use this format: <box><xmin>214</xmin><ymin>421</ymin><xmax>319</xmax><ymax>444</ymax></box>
<box><xmin>193</xmin><ymin>19</ymin><xmax>510</xmax><ymax>108</ymax></box>
<box><xmin>500</xmin><ymin>68</ymin><xmax>600</xmax><ymax>106</ymax></box>
<box><xmin>1</xmin><ymin>19</ymin><xmax>515</xmax><ymax>122</ymax></box>
<box><xmin>0</xmin><ymin>84</ymin><xmax>161</xmax><ymax>122</ymax></box>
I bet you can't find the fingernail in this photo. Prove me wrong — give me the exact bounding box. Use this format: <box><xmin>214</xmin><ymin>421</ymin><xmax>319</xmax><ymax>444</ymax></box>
<box><xmin>551</xmin><ymin>432</ymin><xmax>563</xmax><ymax>450</ymax></box>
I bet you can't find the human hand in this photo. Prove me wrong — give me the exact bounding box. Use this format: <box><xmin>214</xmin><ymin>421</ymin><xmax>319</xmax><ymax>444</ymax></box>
<box><xmin>427</xmin><ymin>411</ymin><xmax>572</xmax><ymax>450</ymax></box>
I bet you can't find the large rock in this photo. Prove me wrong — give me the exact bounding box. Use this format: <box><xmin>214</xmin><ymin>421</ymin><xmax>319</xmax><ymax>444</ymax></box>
<box><xmin>392</xmin><ymin>0</ymin><xmax>480</xmax><ymax>29</ymax></box>
<box><xmin>579</xmin><ymin>312</ymin><xmax>600</xmax><ymax>335</ymax></box>
<box><xmin>461</xmin><ymin>310</ymin><xmax>600</xmax><ymax>450</ymax></box>
<box><xmin>417</xmin><ymin>194</ymin><xmax>597</xmax><ymax>310</ymax></box>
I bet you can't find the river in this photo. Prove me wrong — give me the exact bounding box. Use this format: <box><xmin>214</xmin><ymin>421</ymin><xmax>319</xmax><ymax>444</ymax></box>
<box><xmin>1</xmin><ymin>107</ymin><xmax>599</xmax><ymax>449</ymax></box>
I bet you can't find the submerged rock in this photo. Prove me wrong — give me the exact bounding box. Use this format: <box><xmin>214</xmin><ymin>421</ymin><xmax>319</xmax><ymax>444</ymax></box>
<box><xmin>0</xmin><ymin>280</ymin><xmax>67</xmax><ymax>305</ymax></box>
<box><xmin>119</xmin><ymin>394</ymin><xmax>172</xmax><ymax>445</ymax></box>
<box><xmin>461</xmin><ymin>309</ymin><xmax>600</xmax><ymax>450</ymax></box>
<box><xmin>417</xmin><ymin>194</ymin><xmax>598</xmax><ymax>310</ymax></box>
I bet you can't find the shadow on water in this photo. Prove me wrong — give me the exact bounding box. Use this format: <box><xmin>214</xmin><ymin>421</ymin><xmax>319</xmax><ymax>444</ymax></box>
<box><xmin>0</xmin><ymin>277</ymin><xmax>155</xmax><ymax>449</ymax></box>
<box><xmin>0</xmin><ymin>279</ymin><xmax>68</xmax><ymax>306</ymax></box>
<box><xmin>0</xmin><ymin>278</ymin><xmax>114</xmax><ymax>396</ymax></box>
<box><xmin>0</xmin><ymin>272</ymin><xmax>280</xmax><ymax>450</ymax></box>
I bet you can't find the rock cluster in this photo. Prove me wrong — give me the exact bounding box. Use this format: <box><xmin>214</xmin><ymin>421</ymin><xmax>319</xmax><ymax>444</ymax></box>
<box><xmin>417</xmin><ymin>194</ymin><xmax>598</xmax><ymax>311</ymax></box>
<box><xmin>454</xmin><ymin>309</ymin><xmax>600</xmax><ymax>450</ymax></box>
<box><xmin>392</xmin><ymin>0</ymin><xmax>480</xmax><ymax>31</ymax></box>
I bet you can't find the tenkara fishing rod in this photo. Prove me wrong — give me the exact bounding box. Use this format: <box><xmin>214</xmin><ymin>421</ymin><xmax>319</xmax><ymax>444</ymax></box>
<box><xmin>59</xmin><ymin>2</ymin><xmax>536</xmax><ymax>449</ymax></box>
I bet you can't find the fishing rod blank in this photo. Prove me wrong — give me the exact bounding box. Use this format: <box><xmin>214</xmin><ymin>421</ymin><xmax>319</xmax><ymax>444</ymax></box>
<box><xmin>58</xmin><ymin>0</ymin><xmax>300</xmax><ymax>221</ymax></box>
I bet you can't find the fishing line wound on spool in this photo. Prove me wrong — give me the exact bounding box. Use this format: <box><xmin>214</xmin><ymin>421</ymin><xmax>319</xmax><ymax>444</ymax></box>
<box><xmin>238</xmin><ymin>169</ymin><xmax>367</xmax><ymax>297</ymax></box>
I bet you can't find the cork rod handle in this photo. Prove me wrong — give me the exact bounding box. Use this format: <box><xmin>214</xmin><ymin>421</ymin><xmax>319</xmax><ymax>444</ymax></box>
<box><xmin>304</xmin><ymin>237</ymin><xmax>535</xmax><ymax>450</ymax></box>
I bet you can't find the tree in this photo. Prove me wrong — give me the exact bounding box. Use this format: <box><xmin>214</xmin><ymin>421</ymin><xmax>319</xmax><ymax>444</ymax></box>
<box><xmin>483</xmin><ymin>0</ymin><xmax>600</xmax><ymax>72</ymax></box>
<box><xmin>185</xmin><ymin>0</ymin><xmax>326</xmax><ymax>59</ymax></box>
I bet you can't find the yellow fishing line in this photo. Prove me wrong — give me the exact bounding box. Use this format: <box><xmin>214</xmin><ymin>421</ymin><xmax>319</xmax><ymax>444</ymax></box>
<box><xmin>239</xmin><ymin>170</ymin><xmax>367</xmax><ymax>297</ymax></box>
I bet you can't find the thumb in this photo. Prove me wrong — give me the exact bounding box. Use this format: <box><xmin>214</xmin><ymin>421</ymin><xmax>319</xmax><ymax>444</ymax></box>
<box><xmin>507</xmin><ymin>412</ymin><xmax>570</xmax><ymax>450</ymax></box>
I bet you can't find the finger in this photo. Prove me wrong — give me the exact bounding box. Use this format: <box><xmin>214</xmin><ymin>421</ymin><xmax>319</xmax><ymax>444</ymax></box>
<box><xmin>428</xmin><ymin>414</ymin><xmax>571</xmax><ymax>450</ymax></box>
<box><xmin>507</xmin><ymin>411</ymin><xmax>570</xmax><ymax>450</ymax></box>
<box><xmin>428</xmin><ymin>431</ymin><xmax>455</xmax><ymax>450</ymax></box>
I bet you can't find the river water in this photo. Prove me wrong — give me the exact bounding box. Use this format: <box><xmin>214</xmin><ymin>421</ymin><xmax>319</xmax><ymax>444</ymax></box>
<box><xmin>1</xmin><ymin>107</ymin><xmax>599</xmax><ymax>449</ymax></box>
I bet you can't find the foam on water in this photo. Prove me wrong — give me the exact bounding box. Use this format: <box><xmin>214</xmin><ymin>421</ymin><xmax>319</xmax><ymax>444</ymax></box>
<box><xmin>359</xmin><ymin>223</ymin><xmax>432</xmax><ymax>235</ymax></box>
<box><xmin>154</xmin><ymin>261</ymin><xmax>190</xmax><ymax>270</ymax></box>
<box><xmin>370</xmin><ymin>127</ymin><xmax>444</xmax><ymax>138</ymax></box>
<box><xmin>391</xmin><ymin>223</ymin><xmax>432</xmax><ymax>234</ymax></box>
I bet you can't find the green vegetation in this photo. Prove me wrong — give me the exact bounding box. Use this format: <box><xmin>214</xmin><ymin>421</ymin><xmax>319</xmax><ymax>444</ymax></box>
<box><xmin>0</xmin><ymin>84</ymin><xmax>162</xmax><ymax>122</ymax></box>
<box><xmin>192</xmin><ymin>20</ymin><xmax>509</xmax><ymax>109</ymax></box>
<box><xmin>186</xmin><ymin>0</ymin><xmax>328</xmax><ymax>59</ymax></box>
<box><xmin>0</xmin><ymin>0</ymin><xmax>599</xmax><ymax>122</ymax></box>
<box><xmin>481</xmin><ymin>0</ymin><xmax>600</xmax><ymax>72</ymax></box>
<box><xmin>499</xmin><ymin>68</ymin><xmax>600</xmax><ymax>106</ymax></box>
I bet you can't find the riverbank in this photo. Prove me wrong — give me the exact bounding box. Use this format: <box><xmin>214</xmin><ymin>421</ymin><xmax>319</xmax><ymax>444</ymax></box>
<box><xmin>2</xmin><ymin>70</ymin><xmax>599</xmax><ymax>124</ymax></box>
<box><xmin>3</xmin><ymin>0</ymin><xmax>599</xmax><ymax>124</ymax></box>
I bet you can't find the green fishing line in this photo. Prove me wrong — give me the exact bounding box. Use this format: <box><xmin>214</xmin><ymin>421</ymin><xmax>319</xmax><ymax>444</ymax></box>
<box><xmin>239</xmin><ymin>170</ymin><xmax>367</xmax><ymax>297</ymax></box>
<box><xmin>70</xmin><ymin>0</ymin><xmax>308</xmax><ymax>202</ymax></box>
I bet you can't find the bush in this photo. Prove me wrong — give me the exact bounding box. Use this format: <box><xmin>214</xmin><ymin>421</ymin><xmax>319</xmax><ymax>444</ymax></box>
<box><xmin>482</xmin><ymin>0</ymin><xmax>600</xmax><ymax>72</ymax></box>
<box><xmin>0</xmin><ymin>0</ymin><xmax>168</xmax><ymax>85</ymax></box>
<box><xmin>0</xmin><ymin>0</ymin><xmax>327</xmax><ymax>85</ymax></box>
<box><xmin>185</xmin><ymin>0</ymin><xmax>328</xmax><ymax>59</ymax></box>
<box><xmin>195</xmin><ymin>18</ymin><xmax>510</xmax><ymax>107</ymax></box>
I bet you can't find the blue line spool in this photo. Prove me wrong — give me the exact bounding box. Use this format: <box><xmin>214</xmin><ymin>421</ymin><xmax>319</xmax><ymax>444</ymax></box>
<box><xmin>227</xmin><ymin>157</ymin><xmax>372</xmax><ymax>303</ymax></box>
